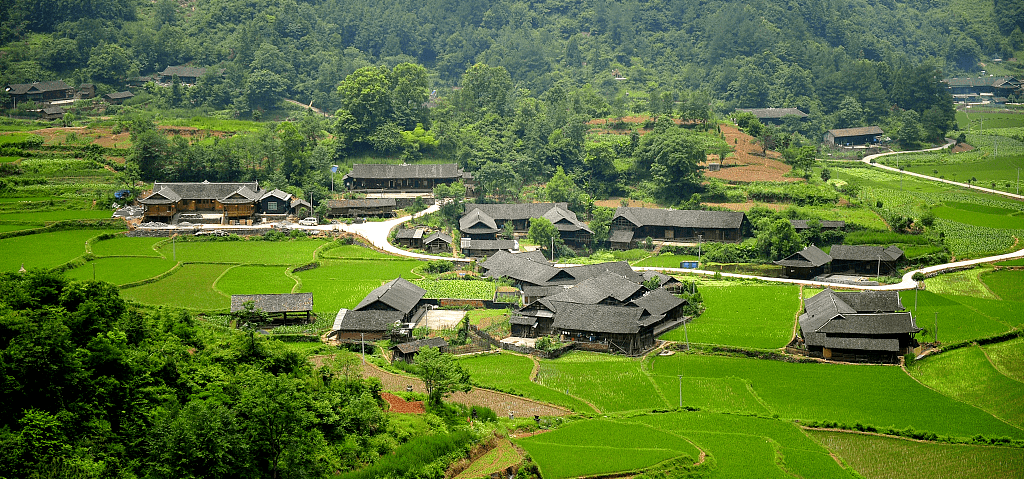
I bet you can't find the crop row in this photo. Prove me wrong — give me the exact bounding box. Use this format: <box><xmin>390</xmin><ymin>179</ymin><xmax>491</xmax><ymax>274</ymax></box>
<box><xmin>413</xmin><ymin>279</ymin><xmax>496</xmax><ymax>300</ymax></box>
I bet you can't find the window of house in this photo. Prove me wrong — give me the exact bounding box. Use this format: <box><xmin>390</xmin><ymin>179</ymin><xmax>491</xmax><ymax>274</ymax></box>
<box><xmin>267</xmin><ymin>201</ymin><xmax>278</xmax><ymax>212</ymax></box>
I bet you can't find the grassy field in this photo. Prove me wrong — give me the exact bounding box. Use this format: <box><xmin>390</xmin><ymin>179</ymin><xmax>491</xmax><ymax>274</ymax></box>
<box><xmin>980</xmin><ymin>269</ymin><xmax>1024</xmax><ymax>301</ymax></box>
<box><xmin>64</xmin><ymin>257</ymin><xmax>175</xmax><ymax>285</ymax></box>
<box><xmin>157</xmin><ymin>238</ymin><xmax>327</xmax><ymax>264</ymax></box>
<box><xmin>632</xmin><ymin>253</ymin><xmax>700</xmax><ymax>268</ymax></box>
<box><xmin>0</xmin><ymin>228</ymin><xmax>120</xmax><ymax>272</ymax></box>
<box><xmin>0</xmin><ymin>224</ymin><xmax>42</xmax><ymax>233</ymax></box>
<box><xmin>644</xmin><ymin>353</ymin><xmax>1024</xmax><ymax>439</ymax></box>
<box><xmin>296</xmin><ymin>258</ymin><xmax>424</xmax><ymax>314</ymax></box>
<box><xmin>984</xmin><ymin>338</ymin><xmax>1024</xmax><ymax>383</ymax></box>
<box><xmin>659</xmin><ymin>285</ymin><xmax>800</xmax><ymax>349</ymax></box>
<box><xmin>120</xmin><ymin>263</ymin><xmax>232</xmax><ymax>310</ymax></box>
<box><xmin>318</xmin><ymin>243</ymin><xmax>397</xmax><ymax>260</ymax></box>
<box><xmin>458</xmin><ymin>353</ymin><xmax>595</xmax><ymax>412</ymax></box>
<box><xmin>810</xmin><ymin>429</ymin><xmax>1024</xmax><ymax>479</ymax></box>
<box><xmin>932</xmin><ymin>201</ymin><xmax>1024</xmax><ymax>230</ymax></box>
<box><xmin>215</xmin><ymin>265</ymin><xmax>298</xmax><ymax>295</ymax></box>
<box><xmin>90</xmin><ymin>235</ymin><xmax>165</xmax><ymax>257</ymax></box>
<box><xmin>898</xmin><ymin>290</ymin><xmax>1017</xmax><ymax>344</ymax></box>
<box><xmin>537</xmin><ymin>352</ymin><xmax>667</xmax><ymax>412</ymax></box>
<box><xmin>515</xmin><ymin>418</ymin><xmax>700</xmax><ymax>479</ymax></box>
<box><xmin>0</xmin><ymin>209</ymin><xmax>115</xmax><ymax>222</ymax></box>
<box><xmin>908</xmin><ymin>344</ymin><xmax>1024</xmax><ymax>428</ymax></box>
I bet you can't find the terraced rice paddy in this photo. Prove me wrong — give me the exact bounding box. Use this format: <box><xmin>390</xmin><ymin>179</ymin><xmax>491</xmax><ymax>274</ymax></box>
<box><xmin>983</xmin><ymin>338</ymin><xmax>1024</xmax><ymax>383</ymax></box>
<box><xmin>64</xmin><ymin>257</ymin><xmax>175</xmax><ymax>285</ymax></box>
<box><xmin>215</xmin><ymin>265</ymin><xmax>298</xmax><ymax>295</ymax></box>
<box><xmin>90</xmin><ymin>235</ymin><xmax>165</xmax><ymax>257</ymax></box>
<box><xmin>296</xmin><ymin>258</ymin><xmax>424</xmax><ymax>314</ymax></box>
<box><xmin>908</xmin><ymin>345</ymin><xmax>1024</xmax><ymax>428</ymax></box>
<box><xmin>898</xmin><ymin>290</ymin><xmax>1020</xmax><ymax>344</ymax></box>
<box><xmin>980</xmin><ymin>269</ymin><xmax>1024</xmax><ymax>301</ymax></box>
<box><xmin>458</xmin><ymin>353</ymin><xmax>595</xmax><ymax>412</ymax></box>
<box><xmin>0</xmin><ymin>209</ymin><xmax>115</xmax><ymax>222</ymax></box>
<box><xmin>120</xmin><ymin>263</ymin><xmax>233</xmax><ymax>310</ymax></box>
<box><xmin>0</xmin><ymin>228</ymin><xmax>119</xmax><ymax>272</ymax></box>
<box><xmin>660</xmin><ymin>285</ymin><xmax>800</xmax><ymax>349</ymax></box>
<box><xmin>536</xmin><ymin>352</ymin><xmax>666</xmax><ymax>412</ymax></box>
<box><xmin>158</xmin><ymin>238</ymin><xmax>327</xmax><ymax>264</ymax></box>
<box><xmin>810</xmin><ymin>430</ymin><xmax>1024</xmax><ymax>479</ymax></box>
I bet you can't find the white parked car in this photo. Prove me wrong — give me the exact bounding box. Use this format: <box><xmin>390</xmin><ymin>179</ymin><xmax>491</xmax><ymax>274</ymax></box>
<box><xmin>298</xmin><ymin>217</ymin><xmax>319</xmax><ymax>226</ymax></box>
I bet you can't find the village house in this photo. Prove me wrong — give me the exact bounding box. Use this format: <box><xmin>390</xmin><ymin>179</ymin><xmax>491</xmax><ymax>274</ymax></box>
<box><xmin>422</xmin><ymin>231</ymin><xmax>453</xmax><ymax>254</ymax></box>
<box><xmin>329</xmin><ymin>278</ymin><xmax>428</xmax><ymax>341</ymax></box>
<box><xmin>391</xmin><ymin>337</ymin><xmax>448</xmax><ymax>363</ymax></box>
<box><xmin>460</xmin><ymin>203</ymin><xmax>592</xmax><ymax>245</ymax></box>
<box><xmin>735</xmin><ymin>107</ymin><xmax>808</xmax><ymax>125</ymax></box>
<box><xmin>5</xmin><ymin>81</ymin><xmax>75</xmax><ymax>105</ymax></box>
<box><xmin>829</xmin><ymin>244</ymin><xmax>904</xmax><ymax>276</ymax></box>
<box><xmin>138</xmin><ymin>181</ymin><xmax>262</xmax><ymax>224</ymax></box>
<box><xmin>258</xmin><ymin>189</ymin><xmax>311</xmax><ymax>220</ymax></box>
<box><xmin>325</xmin><ymin>198</ymin><xmax>397</xmax><ymax>218</ymax></box>
<box><xmin>824</xmin><ymin>126</ymin><xmax>884</xmax><ymax>147</ymax></box>
<box><xmin>943</xmin><ymin>76</ymin><xmax>1021</xmax><ymax>103</ymax></box>
<box><xmin>230</xmin><ymin>293</ymin><xmax>314</xmax><ymax>323</ymax></box>
<box><xmin>395</xmin><ymin>228</ymin><xmax>425</xmax><ymax>249</ymax></box>
<box><xmin>103</xmin><ymin>91</ymin><xmax>135</xmax><ymax>105</ymax></box>
<box><xmin>41</xmin><ymin>106</ymin><xmax>65</xmax><ymax>121</ymax></box>
<box><xmin>510</xmin><ymin>272</ymin><xmax>687</xmax><ymax>355</ymax></box>
<box><xmin>78</xmin><ymin>83</ymin><xmax>96</xmax><ymax>99</ymax></box>
<box><xmin>343</xmin><ymin>163</ymin><xmax>469</xmax><ymax>192</ymax></box>
<box><xmin>798</xmin><ymin>289</ymin><xmax>920</xmax><ymax>363</ymax></box>
<box><xmin>460</xmin><ymin>238</ymin><xmax>517</xmax><ymax>258</ymax></box>
<box><xmin>609</xmin><ymin>207</ymin><xmax>747</xmax><ymax>249</ymax></box>
<box><xmin>774</xmin><ymin>245</ymin><xmax>832</xmax><ymax>279</ymax></box>
<box><xmin>158</xmin><ymin>65</ymin><xmax>211</xmax><ymax>85</ymax></box>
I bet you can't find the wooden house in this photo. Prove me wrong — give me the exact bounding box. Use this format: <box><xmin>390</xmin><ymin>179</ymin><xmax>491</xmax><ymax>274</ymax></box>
<box><xmin>343</xmin><ymin>163</ymin><xmax>466</xmax><ymax>192</ymax></box>
<box><xmin>828</xmin><ymin>245</ymin><xmax>904</xmax><ymax>276</ymax></box>
<box><xmin>460</xmin><ymin>203</ymin><xmax>592</xmax><ymax>245</ymax></box>
<box><xmin>735</xmin><ymin>107</ymin><xmax>808</xmax><ymax>125</ymax></box>
<box><xmin>257</xmin><ymin>189</ymin><xmax>309</xmax><ymax>219</ymax></box>
<box><xmin>609</xmin><ymin>207</ymin><xmax>746</xmax><ymax>249</ymax></box>
<box><xmin>774</xmin><ymin>245</ymin><xmax>832</xmax><ymax>279</ymax></box>
<box><xmin>230</xmin><ymin>293</ymin><xmax>314</xmax><ymax>323</ymax></box>
<box><xmin>6</xmin><ymin>81</ymin><xmax>75</xmax><ymax>104</ymax></box>
<box><xmin>78</xmin><ymin>83</ymin><xmax>96</xmax><ymax>99</ymax></box>
<box><xmin>158</xmin><ymin>65</ymin><xmax>209</xmax><ymax>85</ymax></box>
<box><xmin>325</xmin><ymin>198</ymin><xmax>397</xmax><ymax>218</ymax></box>
<box><xmin>40</xmin><ymin>106</ymin><xmax>65</xmax><ymax>120</ymax></box>
<box><xmin>799</xmin><ymin>289</ymin><xmax>920</xmax><ymax>363</ymax></box>
<box><xmin>138</xmin><ymin>180</ymin><xmax>261</xmax><ymax>224</ymax></box>
<box><xmin>396</xmin><ymin>228</ymin><xmax>425</xmax><ymax>249</ymax></box>
<box><xmin>423</xmin><ymin>231</ymin><xmax>452</xmax><ymax>253</ymax></box>
<box><xmin>511</xmin><ymin>273</ymin><xmax>687</xmax><ymax>355</ymax></box>
<box><xmin>824</xmin><ymin>126</ymin><xmax>884</xmax><ymax>146</ymax></box>
<box><xmin>329</xmin><ymin>278</ymin><xmax>427</xmax><ymax>341</ymax></box>
<box><xmin>460</xmin><ymin>238</ymin><xmax>517</xmax><ymax>258</ymax></box>
<box><xmin>103</xmin><ymin>91</ymin><xmax>134</xmax><ymax>104</ymax></box>
<box><xmin>391</xmin><ymin>337</ymin><xmax>448</xmax><ymax>363</ymax></box>
<box><xmin>943</xmin><ymin>77</ymin><xmax>1021</xmax><ymax>98</ymax></box>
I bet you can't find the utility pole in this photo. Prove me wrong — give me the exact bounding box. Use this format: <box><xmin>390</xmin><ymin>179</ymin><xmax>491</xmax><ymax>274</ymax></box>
<box><xmin>934</xmin><ymin>312</ymin><xmax>938</xmax><ymax>344</ymax></box>
<box><xmin>551</xmin><ymin>236</ymin><xmax>555</xmax><ymax>262</ymax></box>
<box><xmin>877</xmin><ymin>255</ymin><xmax>881</xmax><ymax>278</ymax></box>
<box><xmin>173</xmin><ymin>234</ymin><xmax>176</xmax><ymax>262</ymax></box>
<box><xmin>698</xmin><ymin>234</ymin><xmax>703</xmax><ymax>265</ymax></box>
<box><xmin>1017</xmin><ymin>168</ymin><xmax>1020</xmax><ymax>195</ymax></box>
<box><xmin>360</xmin><ymin>332</ymin><xmax>365</xmax><ymax>362</ymax></box>
<box><xmin>684</xmin><ymin>319</ymin><xmax>689</xmax><ymax>351</ymax></box>
<box><xmin>678</xmin><ymin>374</ymin><xmax>683</xmax><ymax>408</ymax></box>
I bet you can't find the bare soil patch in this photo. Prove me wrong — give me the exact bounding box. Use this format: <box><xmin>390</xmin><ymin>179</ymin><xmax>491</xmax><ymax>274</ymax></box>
<box><xmin>706</xmin><ymin>124</ymin><xmax>801</xmax><ymax>183</ymax></box>
<box><xmin>701</xmin><ymin>201</ymin><xmax>786</xmax><ymax>212</ymax></box>
<box><xmin>951</xmin><ymin>142</ymin><xmax>975</xmax><ymax>153</ymax></box>
<box><xmin>594</xmin><ymin>198</ymin><xmax>663</xmax><ymax>208</ymax></box>
<box><xmin>382</xmin><ymin>392</ymin><xmax>426</xmax><ymax>414</ymax></box>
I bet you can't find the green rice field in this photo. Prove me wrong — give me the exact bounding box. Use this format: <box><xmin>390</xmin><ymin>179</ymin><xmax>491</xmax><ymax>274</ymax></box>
<box><xmin>918</xmin><ymin>267</ymin><xmax>997</xmax><ymax>299</ymax></box>
<box><xmin>120</xmin><ymin>263</ymin><xmax>233</xmax><ymax>310</ymax></box>
<box><xmin>458</xmin><ymin>353</ymin><xmax>595</xmax><ymax>412</ymax></box>
<box><xmin>0</xmin><ymin>228</ymin><xmax>119</xmax><ymax>272</ymax></box>
<box><xmin>90</xmin><ymin>235</ymin><xmax>165</xmax><ymax>257</ymax></box>
<box><xmin>318</xmin><ymin>244</ymin><xmax>395</xmax><ymax>260</ymax></box>
<box><xmin>515</xmin><ymin>418</ymin><xmax>700</xmax><ymax>479</ymax></box>
<box><xmin>659</xmin><ymin>285</ymin><xmax>800</xmax><ymax>349</ymax></box>
<box><xmin>413</xmin><ymin>279</ymin><xmax>496</xmax><ymax>299</ymax></box>
<box><xmin>296</xmin><ymin>258</ymin><xmax>424</xmax><ymax>314</ymax></box>
<box><xmin>158</xmin><ymin>238</ymin><xmax>328</xmax><ymax>264</ymax></box>
<box><xmin>932</xmin><ymin>201</ymin><xmax>1024</xmax><ymax>230</ymax></box>
<box><xmin>537</xmin><ymin>352</ymin><xmax>666</xmax><ymax>412</ymax></box>
<box><xmin>898</xmin><ymin>290</ymin><xmax>1017</xmax><ymax>344</ymax></box>
<box><xmin>0</xmin><ymin>224</ymin><xmax>41</xmax><ymax>233</ymax></box>
<box><xmin>215</xmin><ymin>265</ymin><xmax>298</xmax><ymax>295</ymax></box>
<box><xmin>0</xmin><ymin>209</ymin><xmax>116</xmax><ymax>222</ymax></box>
<box><xmin>64</xmin><ymin>257</ymin><xmax>175</xmax><ymax>285</ymax></box>
<box><xmin>632</xmin><ymin>253</ymin><xmax>700</xmax><ymax>268</ymax></box>
<box><xmin>980</xmin><ymin>269</ymin><xmax>1024</xmax><ymax>301</ymax></box>
<box><xmin>984</xmin><ymin>338</ymin><xmax>1024</xmax><ymax>383</ymax></box>
<box><xmin>909</xmin><ymin>345</ymin><xmax>1024</xmax><ymax>428</ymax></box>
<box><xmin>810</xmin><ymin>429</ymin><xmax>1024</xmax><ymax>479</ymax></box>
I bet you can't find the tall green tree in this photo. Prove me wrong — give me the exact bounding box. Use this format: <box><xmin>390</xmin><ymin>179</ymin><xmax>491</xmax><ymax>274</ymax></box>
<box><xmin>414</xmin><ymin>347</ymin><xmax>471</xmax><ymax>406</ymax></box>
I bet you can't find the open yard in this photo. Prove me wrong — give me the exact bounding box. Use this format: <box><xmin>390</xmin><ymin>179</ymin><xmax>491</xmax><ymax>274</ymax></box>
<box><xmin>659</xmin><ymin>284</ymin><xmax>800</xmax><ymax>349</ymax></box>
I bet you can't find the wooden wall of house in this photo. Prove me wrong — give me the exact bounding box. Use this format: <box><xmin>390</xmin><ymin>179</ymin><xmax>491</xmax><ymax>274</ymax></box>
<box><xmin>332</xmin><ymin>331</ymin><xmax>384</xmax><ymax>341</ymax></box>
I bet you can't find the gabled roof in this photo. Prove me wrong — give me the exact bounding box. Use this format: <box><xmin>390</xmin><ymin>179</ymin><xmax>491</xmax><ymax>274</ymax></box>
<box><xmin>393</xmin><ymin>337</ymin><xmax>448</xmax><ymax>354</ymax></box>
<box><xmin>832</xmin><ymin>290</ymin><xmax>903</xmax><ymax>313</ymax></box>
<box><xmin>612</xmin><ymin>207</ymin><xmax>746</xmax><ymax>230</ymax></box>
<box><xmin>542</xmin><ymin>272</ymin><xmax>646</xmax><ymax>306</ymax></box>
<box><xmin>291</xmin><ymin>197</ymin><xmax>312</xmax><ymax>209</ymax></box>
<box><xmin>943</xmin><ymin>76</ymin><xmax>1020</xmax><ymax>88</ymax></box>
<box><xmin>354</xmin><ymin>277</ymin><xmax>426</xmax><ymax>314</ymax></box>
<box><xmin>799</xmin><ymin>289</ymin><xmax>918</xmax><ymax>351</ymax></box>
<box><xmin>6</xmin><ymin>80</ymin><xmax>73</xmax><ymax>95</ymax></box>
<box><xmin>42</xmin><ymin>106</ymin><xmax>64</xmax><ymax>115</ymax></box>
<box><xmin>333</xmin><ymin>308</ymin><xmax>404</xmax><ymax>332</ymax></box>
<box><xmin>632</xmin><ymin>288</ymin><xmax>686</xmax><ymax>316</ymax></box>
<box><xmin>542</xmin><ymin>206</ymin><xmax>592</xmax><ymax>233</ymax></box>
<box><xmin>396</xmin><ymin>228</ymin><xmax>424</xmax><ymax>240</ymax></box>
<box><xmin>735</xmin><ymin>107</ymin><xmax>808</xmax><ymax>119</ymax></box>
<box><xmin>827</xmin><ymin>126</ymin><xmax>884</xmax><ymax>138</ymax></box>
<box><xmin>550</xmin><ymin>303</ymin><xmax>643</xmax><ymax>334</ymax></box>
<box><xmin>159</xmin><ymin>65</ymin><xmax>208</xmax><ymax>78</ymax></box>
<box><xmin>348</xmin><ymin>163</ymin><xmax>462</xmax><ymax>180</ymax></box>
<box><xmin>103</xmin><ymin>91</ymin><xmax>135</xmax><ymax>100</ymax></box>
<box><xmin>138</xmin><ymin>181</ymin><xmax>261</xmax><ymax>205</ymax></box>
<box><xmin>325</xmin><ymin>198</ymin><xmax>397</xmax><ymax>208</ymax></box>
<box><xmin>461</xmin><ymin>239</ymin><xmax>517</xmax><ymax>251</ymax></box>
<box><xmin>609</xmin><ymin>229</ymin><xmax>635</xmax><ymax>243</ymax></box>
<box><xmin>259</xmin><ymin>189</ymin><xmax>293</xmax><ymax>201</ymax></box>
<box><xmin>640</xmin><ymin>271</ymin><xmax>680</xmax><ymax>287</ymax></box>
<box><xmin>230</xmin><ymin>293</ymin><xmax>313</xmax><ymax>313</ymax></box>
<box><xmin>459</xmin><ymin>208</ymin><xmax>499</xmax><ymax>233</ymax></box>
<box><xmin>561</xmin><ymin>261</ymin><xmax>642</xmax><ymax>283</ymax></box>
<box><xmin>790</xmin><ymin>219</ymin><xmax>845</xmax><ymax>230</ymax></box>
<box><xmin>464</xmin><ymin>203</ymin><xmax>570</xmax><ymax>222</ymax></box>
<box><xmin>829</xmin><ymin>244</ymin><xmax>903</xmax><ymax>262</ymax></box>
<box><xmin>774</xmin><ymin>245</ymin><xmax>832</xmax><ymax>268</ymax></box>
<box><xmin>424</xmin><ymin>231</ymin><xmax>452</xmax><ymax>245</ymax></box>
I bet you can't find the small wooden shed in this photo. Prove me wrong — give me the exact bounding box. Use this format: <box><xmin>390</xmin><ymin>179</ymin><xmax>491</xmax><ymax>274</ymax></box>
<box><xmin>391</xmin><ymin>337</ymin><xmax>449</xmax><ymax>363</ymax></box>
<box><xmin>230</xmin><ymin>293</ymin><xmax>314</xmax><ymax>323</ymax></box>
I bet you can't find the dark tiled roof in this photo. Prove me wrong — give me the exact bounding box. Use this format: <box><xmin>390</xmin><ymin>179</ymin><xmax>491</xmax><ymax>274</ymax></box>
<box><xmin>104</xmin><ymin>91</ymin><xmax>135</xmax><ymax>100</ymax></box>
<box><xmin>821</xmin><ymin>336</ymin><xmax>902</xmax><ymax>352</ymax></box>
<box><xmin>424</xmin><ymin>231</ymin><xmax>452</xmax><ymax>245</ymax></box>
<box><xmin>510</xmin><ymin>315</ymin><xmax>539</xmax><ymax>326</ymax></box>
<box><xmin>160</xmin><ymin>65</ymin><xmax>208</xmax><ymax>78</ymax></box>
<box><xmin>609</xmin><ymin>229</ymin><xmax>634</xmax><ymax>243</ymax></box>
<box><xmin>829</xmin><ymin>245</ymin><xmax>903</xmax><ymax>262</ymax></box>
<box><xmin>613</xmin><ymin>207</ymin><xmax>745</xmax><ymax>229</ymax></box>
<box><xmin>349</xmin><ymin>163</ymin><xmax>461</xmax><ymax>179</ymax></box>
<box><xmin>800</xmin><ymin>289</ymin><xmax>918</xmax><ymax>351</ymax></box>
<box><xmin>259</xmin><ymin>189</ymin><xmax>292</xmax><ymax>201</ymax></box>
<box><xmin>735</xmin><ymin>107</ymin><xmax>808</xmax><ymax>119</ymax></box>
<box><xmin>943</xmin><ymin>77</ymin><xmax>1020</xmax><ymax>88</ymax></box>
<box><xmin>459</xmin><ymin>208</ymin><xmax>499</xmax><ymax>233</ymax></box>
<box><xmin>774</xmin><ymin>245</ymin><xmax>832</xmax><ymax>268</ymax></box>
<box><xmin>325</xmin><ymin>198</ymin><xmax>397</xmax><ymax>208</ymax></box>
<box><xmin>139</xmin><ymin>181</ymin><xmax>260</xmax><ymax>205</ymax></box>
<box><xmin>462</xmin><ymin>239</ymin><xmax>516</xmax><ymax>251</ymax></box>
<box><xmin>393</xmin><ymin>337</ymin><xmax>448</xmax><ymax>354</ymax></box>
<box><xmin>42</xmin><ymin>106</ymin><xmax>64</xmax><ymax>115</ymax></box>
<box><xmin>542</xmin><ymin>272</ymin><xmax>645</xmax><ymax>305</ymax></box>
<box><xmin>522</xmin><ymin>285</ymin><xmax>567</xmax><ymax>298</ymax></box>
<box><xmin>550</xmin><ymin>303</ymin><xmax>643</xmax><ymax>334</ymax></box>
<box><xmin>817</xmin><ymin>313</ymin><xmax>917</xmax><ymax>334</ymax></box>
<box><xmin>230</xmin><ymin>293</ymin><xmax>313</xmax><ymax>313</ymax></box>
<box><xmin>333</xmin><ymin>308</ymin><xmax>404</xmax><ymax>332</ymax></box>
<box><xmin>827</xmin><ymin>126</ymin><xmax>884</xmax><ymax>137</ymax></box>
<box><xmin>790</xmin><ymin>220</ymin><xmax>845</xmax><ymax>230</ymax></box>
<box><xmin>832</xmin><ymin>290</ymin><xmax>903</xmax><ymax>312</ymax></box>
<box><xmin>561</xmin><ymin>261</ymin><xmax>642</xmax><ymax>283</ymax></box>
<box><xmin>632</xmin><ymin>288</ymin><xmax>686</xmax><ymax>316</ymax></box>
<box><xmin>463</xmin><ymin>203</ymin><xmax>569</xmax><ymax>221</ymax></box>
<box><xmin>7</xmin><ymin>80</ymin><xmax>73</xmax><ymax>95</ymax></box>
<box><xmin>542</xmin><ymin>206</ymin><xmax>592</xmax><ymax>233</ymax></box>
<box><xmin>291</xmin><ymin>198</ymin><xmax>312</xmax><ymax>209</ymax></box>
<box><xmin>396</xmin><ymin>228</ymin><xmax>424</xmax><ymax>240</ymax></box>
<box><xmin>640</xmin><ymin>271</ymin><xmax>679</xmax><ymax>286</ymax></box>
<box><xmin>354</xmin><ymin>278</ymin><xmax>426</xmax><ymax>314</ymax></box>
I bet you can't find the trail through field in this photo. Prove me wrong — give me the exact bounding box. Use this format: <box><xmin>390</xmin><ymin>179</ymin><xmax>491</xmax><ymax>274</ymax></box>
<box><xmin>359</xmin><ymin>359</ymin><xmax>571</xmax><ymax>417</ymax></box>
